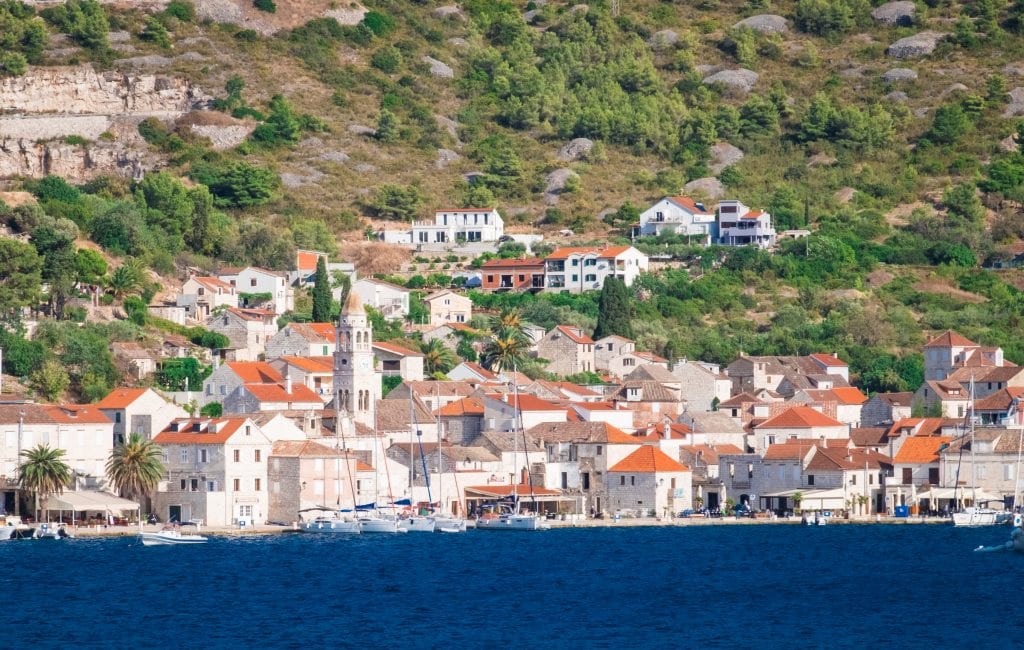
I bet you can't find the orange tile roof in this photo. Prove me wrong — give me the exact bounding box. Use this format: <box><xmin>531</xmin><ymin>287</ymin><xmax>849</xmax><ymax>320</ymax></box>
<box><xmin>480</xmin><ymin>258</ymin><xmax>545</xmax><ymax>269</ymax></box>
<box><xmin>975</xmin><ymin>387</ymin><xmax>1024</xmax><ymax>411</ymax></box>
<box><xmin>894</xmin><ymin>436</ymin><xmax>953</xmax><ymax>464</ymax></box>
<box><xmin>757</xmin><ymin>406</ymin><xmax>845</xmax><ymax>429</ymax></box>
<box><xmin>924</xmin><ymin>330</ymin><xmax>977</xmax><ymax>348</ymax></box>
<box><xmin>740</xmin><ymin>210</ymin><xmax>764</xmax><ymax>219</ymax></box>
<box><xmin>545</xmin><ymin>246</ymin><xmax>635</xmax><ymax>261</ymax></box>
<box><xmin>45</xmin><ymin>404</ymin><xmax>112</xmax><ymax>424</ymax></box>
<box><xmin>436</xmin><ymin>397</ymin><xmax>485</xmax><ymax>416</ymax></box>
<box><xmin>809</xmin><ymin>353</ymin><xmax>848</xmax><ymax>368</ymax></box>
<box><xmin>226</xmin><ymin>361</ymin><xmax>283</xmax><ymax>383</ymax></box>
<box><xmin>243</xmin><ymin>383</ymin><xmax>321</xmax><ymax>403</ymax></box>
<box><xmin>764</xmin><ymin>443</ymin><xmax>815</xmax><ymax>460</ymax></box>
<box><xmin>459</xmin><ymin>362</ymin><xmax>497</xmax><ymax>380</ymax></box>
<box><xmin>636</xmin><ymin>422</ymin><xmax>692</xmax><ymax>441</ymax></box>
<box><xmin>886</xmin><ymin>418</ymin><xmax>948</xmax><ymax>438</ymax></box>
<box><xmin>96</xmin><ymin>387</ymin><xmax>149</xmax><ymax>409</ymax></box>
<box><xmin>296</xmin><ymin>250</ymin><xmax>325</xmax><ymax>271</ymax></box>
<box><xmin>572</xmin><ymin>401</ymin><xmax>618</xmax><ymax>411</ymax></box>
<box><xmin>192</xmin><ymin>276</ymin><xmax>233</xmax><ymax>290</ymax></box>
<box><xmin>279</xmin><ymin>356</ymin><xmax>334</xmax><ymax>373</ymax></box>
<box><xmin>465</xmin><ymin>484</ymin><xmax>562</xmax><ymax>497</ymax></box>
<box><xmin>373</xmin><ymin>342</ymin><xmax>423</xmax><ymax>357</ymax></box>
<box><xmin>830</xmin><ymin>387</ymin><xmax>868</xmax><ymax>405</ymax></box>
<box><xmin>666</xmin><ymin>196</ymin><xmax>714</xmax><ymax>215</ymax></box>
<box><xmin>555</xmin><ymin>325</ymin><xmax>594</xmax><ymax>345</ymax></box>
<box><xmin>154</xmin><ymin>418</ymin><xmax>247</xmax><ymax>444</ymax></box>
<box><xmin>227</xmin><ymin>307</ymin><xmax>276</xmax><ymax>321</ymax></box>
<box><xmin>609</xmin><ymin>446</ymin><xmax>689</xmax><ymax>473</ymax></box>
<box><xmin>634</xmin><ymin>351</ymin><xmax>668</xmax><ymax>363</ymax></box>
<box><xmin>491</xmin><ymin>393</ymin><xmax>567</xmax><ymax>412</ymax></box>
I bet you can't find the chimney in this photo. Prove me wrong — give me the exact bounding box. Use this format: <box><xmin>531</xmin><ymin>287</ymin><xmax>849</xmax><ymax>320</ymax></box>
<box><xmin>662</xmin><ymin>421</ymin><xmax>671</xmax><ymax>439</ymax></box>
<box><xmin>285</xmin><ymin>375</ymin><xmax>293</xmax><ymax>395</ymax></box>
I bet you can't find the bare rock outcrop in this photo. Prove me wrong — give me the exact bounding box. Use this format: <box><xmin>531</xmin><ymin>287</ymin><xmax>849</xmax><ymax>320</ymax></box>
<box><xmin>0</xmin><ymin>66</ymin><xmax>206</xmax><ymax>115</ymax></box>
<box><xmin>703</xmin><ymin>68</ymin><xmax>759</xmax><ymax>94</ymax></box>
<box><xmin>709</xmin><ymin>142</ymin><xmax>744</xmax><ymax>174</ymax></box>
<box><xmin>683</xmin><ymin>177</ymin><xmax>725</xmax><ymax>200</ymax></box>
<box><xmin>732</xmin><ymin>14</ymin><xmax>788</xmax><ymax>34</ymax></box>
<box><xmin>556</xmin><ymin>138</ymin><xmax>594</xmax><ymax>161</ymax></box>
<box><xmin>0</xmin><ymin>138</ymin><xmax>144</xmax><ymax>182</ymax></box>
<box><xmin>544</xmin><ymin>168</ymin><xmax>577</xmax><ymax>205</ymax></box>
<box><xmin>886</xmin><ymin>32</ymin><xmax>947</xmax><ymax>59</ymax></box>
<box><xmin>882</xmin><ymin>68</ymin><xmax>918</xmax><ymax>82</ymax></box>
<box><xmin>423</xmin><ymin>56</ymin><xmax>454</xmax><ymax>79</ymax></box>
<box><xmin>872</xmin><ymin>1</ymin><xmax>915</xmax><ymax>26</ymax></box>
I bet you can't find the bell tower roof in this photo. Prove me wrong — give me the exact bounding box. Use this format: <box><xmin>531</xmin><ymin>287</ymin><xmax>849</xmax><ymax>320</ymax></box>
<box><xmin>341</xmin><ymin>289</ymin><xmax>364</xmax><ymax>317</ymax></box>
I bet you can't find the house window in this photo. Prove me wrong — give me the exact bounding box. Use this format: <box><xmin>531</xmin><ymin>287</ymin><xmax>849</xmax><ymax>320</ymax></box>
<box><xmin>245</xmin><ymin>426</ymin><xmax>251</xmax><ymax>436</ymax></box>
<box><xmin>807</xmin><ymin>475</ymin><xmax>815</xmax><ymax>486</ymax></box>
<box><xmin>250</xmin><ymin>278</ymin><xmax>257</xmax><ymax>287</ymax></box>
<box><xmin>572</xmin><ymin>275</ymin><xmax>578</xmax><ymax>282</ymax></box>
<box><xmin>596</xmin><ymin>445</ymin><xmax>602</xmax><ymax>456</ymax></box>
<box><xmin>180</xmin><ymin>449</ymin><xmax>188</xmax><ymax>463</ymax></box>
<box><xmin>623</xmin><ymin>358</ymin><xmax>636</xmax><ymax>367</ymax></box>
<box><xmin>869</xmin><ymin>474</ymin><xmax>874</xmax><ymax>485</ymax></box>
<box><xmin>199</xmin><ymin>449</ymin><xmax>208</xmax><ymax>463</ymax></box>
<box><xmin>255</xmin><ymin>478</ymin><xmax>261</xmax><ymax>491</ymax></box>
<box><xmin>571</xmin><ymin>259</ymin><xmax>579</xmax><ymax>267</ymax></box>
<box><xmin>198</xmin><ymin>288</ymin><xmax>205</xmax><ymax>296</ymax></box>
<box><xmin>233</xmin><ymin>478</ymin><xmax>240</xmax><ymax>491</ymax></box>
<box><xmin>223</xmin><ymin>317</ymin><xmax>229</xmax><ymax>326</ymax></box>
<box><xmin>179</xmin><ymin>479</ymin><xmax>186</xmax><ymax>491</ymax></box>
<box><xmin>561</xmin><ymin>472</ymin><xmax>568</xmax><ymax>489</ymax></box>
<box><xmin>190</xmin><ymin>479</ymin><xmax>198</xmax><ymax>492</ymax></box>
<box><xmin>487</xmin><ymin>275</ymin><xmax>494</xmax><ymax>283</ymax></box>
<box><xmin>323</xmin><ymin>345</ymin><xmax>328</xmax><ymax>355</ymax></box>
<box><xmin>255</xmin><ymin>449</ymin><xmax>261</xmax><ymax>462</ymax></box>
<box><xmin>902</xmin><ymin>467</ymin><xmax>912</xmax><ymax>484</ymax></box>
<box><xmin>206</xmin><ymin>385</ymin><xmax>212</xmax><ymax>396</ymax></box>
<box><xmin>234</xmin><ymin>449</ymin><xmax>240</xmax><ymax>462</ymax></box>
<box><xmin>630</xmin><ymin>476</ymin><xmax>635</xmax><ymax>486</ymax></box>
<box><xmin>219</xmin><ymin>385</ymin><xmax>226</xmax><ymax>396</ymax></box>
<box><xmin>1005</xmin><ymin>464</ymin><xmax>1015</xmax><ymax>481</ymax></box>
<box><xmin>585</xmin><ymin>274</ymin><xmax>597</xmax><ymax>282</ymax></box>
<box><xmin>851</xmin><ymin>474</ymin><xmax>857</xmax><ymax>485</ymax></box>
<box><xmin>206</xmin><ymin>481</ymin><xmax>217</xmax><ymax>491</ymax></box>
<box><xmin>620</xmin><ymin>475</ymin><xmax>625</xmax><ymax>486</ymax></box>
<box><xmin>671</xmin><ymin>478</ymin><xmax>677</xmax><ymax>489</ymax></box>
<box><xmin>115</xmin><ymin>412</ymin><xmax>122</xmax><ymax>424</ymax></box>
<box><xmin>584</xmin><ymin>259</ymin><xmax>597</xmax><ymax>267</ymax></box>
<box><xmin>582</xmin><ymin>472</ymin><xmax>590</xmax><ymax>490</ymax></box>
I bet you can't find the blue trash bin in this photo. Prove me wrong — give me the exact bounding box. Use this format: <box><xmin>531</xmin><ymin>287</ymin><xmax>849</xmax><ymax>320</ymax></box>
<box><xmin>894</xmin><ymin>505</ymin><xmax>909</xmax><ymax>518</ymax></box>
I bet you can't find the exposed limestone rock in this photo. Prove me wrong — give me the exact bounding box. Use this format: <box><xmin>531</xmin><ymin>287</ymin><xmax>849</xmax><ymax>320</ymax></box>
<box><xmin>319</xmin><ymin>151</ymin><xmax>350</xmax><ymax>163</ymax></box>
<box><xmin>886</xmin><ymin>32</ymin><xmax>947</xmax><ymax>59</ymax></box>
<box><xmin>348</xmin><ymin>124</ymin><xmax>377</xmax><ymax>136</ymax></box>
<box><xmin>108</xmin><ymin>31</ymin><xmax>131</xmax><ymax>43</ymax></box>
<box><xmin>544</xmin><ymin>168</ymin><xmax>577</xmax><ymax>205</ymax></box>
<box><xmin>447</xmin><ymin>37</ymin><xmax>468</xmax><ymax>47</ymax></box>
<box><xmin>0</xmin><ymin>115</ymin><xmax>111</xmax><ymax>141</ymax></box>
<box><xmin>556</xmin><ymin>138</ymin><xmax>594</xmax><ymax>162</ymax></box>
<box><xmin>423</xmin><ymin>56</ymin><xmax>454</xmax><ymax>79</ymax></box>
<box><xmin>871</xmin><ymin>1</ymin><xmax>915</xmax><ymax>26</ymax></box>
<box><xmin>709</xmin><ymin>142</ymin><xmax>744</xmax><ymax>174</ymax></box>
<box><xmin>324</xmin><ymin>6</ymin><xmax>368</xmax><ymax>25</ymax></box>
<box><xmin>433</xmin><ymin>6</ymin><xmax>465</xmax><ymax>20</ymax></box>
<box><xmin>884</xmin><ymin>91</ymin><xmax>909</xmax><ymax>103</ymax></box>
<box><xmin>1005</xmin><ymin>88</ymin><xmax>1024</xmax><ymax>117</ymax></box>
<box><xmin>702</xmin><ymin>68</ymin><xmax>758</xmax><ymax>94</ymax></box>
<box><xmin>732</xmin><ymin>14</ymin><xmax>788</xmax><ymax>34</ymax></box>
<box><xmin>0</xmin><ymin>66</ymin><xmax>206</xmax><ymax>115</ymax></box>
<box><xmin>940</xmin><ymin>83</ymin><xmax>969</xmax><ymax>97</ymax></box>
<box><xmin>883</xmin><ymin>68</ymin><xmax>918</xmax><ymax>82</ymax></box>
<box><xmin>834</xmin><ymin>187</ymin><xmax>857</xmax><ymax>204</ymax></box>
<box><xmin>649</xmin><ymin>30</ymin><xmax>679</xmax><ymax>50</ymax></box>
<box><xmin>436</xmin><ymin>148</ymin><xmax>461</xmax><ymax>168</ymax></box>
<box><xmin>683</xmin><ymin>177</ymin><xmax>725</xmax><ymax>200</ymax></box>
<box><xmin>1000</xmin><ymin>135</ymin><xmax>1020</xmax><ymax>152</ymax></box>
<box><xmin>0</xmin><ymin>138</ymin><xmax>144</xmax><ymax>181</ymax></box>
<box><xmin>189</xmin><ymin>124</ymin><xmax>253</xmax><ymax>150</ymax></box>
<box><xmin>354</xmin><ymin>163</ymin><xmax>377</xmax><ymax>173</ymax></box>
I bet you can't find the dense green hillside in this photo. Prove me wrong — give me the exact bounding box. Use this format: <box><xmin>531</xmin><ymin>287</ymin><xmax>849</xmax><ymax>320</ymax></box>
<box><xmin>3</xmin><ymin>0</ymin><xmax>1024</xmax><ymax>400</ymax></box>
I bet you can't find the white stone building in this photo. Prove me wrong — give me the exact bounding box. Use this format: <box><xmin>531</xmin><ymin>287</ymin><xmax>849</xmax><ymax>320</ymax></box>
<box><xmin>543</xmin><ymin>246</ymin><xmax>649</xmax><ymax>293</ymax></box>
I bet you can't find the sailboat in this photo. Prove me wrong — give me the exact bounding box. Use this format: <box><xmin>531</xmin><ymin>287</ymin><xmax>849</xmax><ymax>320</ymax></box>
<box><xmin>301</xmin><ymin>410</ymin><xmax>360</xmax><ymax>534</ymax></box>
<box><xmin>399</xmin><ymin>391</ymin><xmax>436</xmax><ymax>533</ymax></box>
<box><xmin>475</xmin><ymin>367</ymin><xmax>547</xmax><ymax>531</ymax></box>
<box><xmin>952</xmin><ymin>378</ymin><xmax>1010</xmax><ymax>527</ymax></box>
<box><xmin>358</xmin><ymin>406</ymin><xmax>405</xmax><ymax>534</ymax></box>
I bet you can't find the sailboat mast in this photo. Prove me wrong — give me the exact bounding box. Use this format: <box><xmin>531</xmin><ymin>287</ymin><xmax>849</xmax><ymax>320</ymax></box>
<box><xmin>970</xmin><ymin>377</ymin><xmax>977</xmax><ymax>508</ymax></box>
<box><xmin>1013</xmin><ymin>399</ymin><xmax>1023</xmax><ymax>510</ymax></box>
<box><xmin>335</xmin><ymin>388</ymin><xmax>358</xmax><ymax>512</ymax></box>
<box><xmin>435</xmin><ymin>381</ymin><xmax>443</xmax><ymax>513</ymax></box>
<box><xmin>511</xmin><ymin>361</ymin><xmax>519</xmax><ymax>513</ymax></box>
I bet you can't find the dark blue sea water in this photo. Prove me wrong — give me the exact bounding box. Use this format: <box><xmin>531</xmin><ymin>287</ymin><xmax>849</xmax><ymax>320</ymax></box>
<box><xmin>3</xmin><ymin>524</ymin><xmax>1022</xmax><ymax>649</ymax></box>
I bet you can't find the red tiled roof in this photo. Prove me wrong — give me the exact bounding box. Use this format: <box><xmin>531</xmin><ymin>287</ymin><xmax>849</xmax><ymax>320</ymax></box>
<box><xmin>491</xmin><ymin>393</ymin><xmax>566</xmax><ymax>412</ymax></box>
<box><xmin>244</xmin><ymin>383</ymin><xmax>321</xmax><ymax>403</ymax></box>
<box><xmin>719</xmin><ymin>392</ymin><xmax>761</xmax><ymax>408</ymax></box>
<box><xmin>154</xmin><ymin>418</ymin><xmax>247</xmax><ymax>444</ymax></box>
<box><xmin>764</xmin><ymin>443</ymin><xmax>814</xmax><ymax>460</ymax></box>
<box><xmin>45</xmin><ymin>404</ymin><xmax>112</xmax><ymax>424</ymax></box>
<box><xmin>666</xmin><ymin>196</ymin><xmax>714</xmax><ymax>215</ymax></box>
<box><xmin>924</xmin><ymin>330</ymin><xmax>977</xmax><ymax>348</ymax></box>
<box><xmin>975</xmin><ymin>387</ymin><xmax>1024</xmax><ymax>411</ymax></box>
<box><xmin>636</xmin><ymin>422</ymin><xmax>692</xmax><ymax>441</ymax></box>
<box><xmin>459</xmin><ymin>362</ymin><xmax>497</xmax><ymax>380</ymax></box>
<box><xmin>96</xmin><ymin>387</ymin><xmax>149</xmax><ymax>409</ymax></box>
<box><xmin>436</xmin><ymin>397</ymin><xmax>485</xmax><ymax>416</ymax></box>
<box><xmin>480</xmin><ymin>258</ymin><xmax>545</xmax><ymax>269</ymax></box>
<box><xmin>545</xmin><ymin>246</ymin><xmax>635</xmax><ymax>261</ymax></box>
<box><xmin>554</xmin><ymin>325</ymin><xmax>594</xmax><ymax>345</ymax></box>
<box><xmin>809</xmin><ymin>353</ymin><xmax>848</xmax><ymax>368</ymax></box>
<box><xmin>192</xmin><ymin>276</ymin><xmax>233</xmax><ymax>290</ymax></box>
<box><xmin>546</xmin><ymin>381</ymin><xmax>600</xmax><ymax>397</ymax></box>
<box><xmin>465</xmin><ymin>484</ymin><xmax>562</xmax><ymax>497</ymax></box>
<box><xmin>887</xmin><ymin>418</ymin><xmax>948</xmax><ymax>438</ymax></box>
<box><xmin>894</xmin><ymin>436</ymin><xmax>953</xmax><ymax>464</ymax></box>
<box><xmin>373</xmin><ymin>342</ymin><xmax>423</xmax><ymax>357</ymax></box>
<box><xmin>740</xmin><ymin>210</ymin><xmax>765</xmax><ymax>219</ymax></box>
<box><xmin>226</xmin><ymin>362</ymin><xmax>283</xmax><ymax>383</ymax></box>
<box><xmin>227</xmin><ymin>307</ymin><xmax>276</xmax><ymax>321</ymax></box>
<box><xmin>279</xmin><ymin>356</ymin><xmax>333</xmax><ymax>373</ymax></box>
<box><xmin>609</xmin><ymin>446</ymin><xmax>689</xmax><ymax>473</ymax></box>
<box><xmin>296</xmin><ymin>250</ymin><xmax>325</xmax><ymax>271</ymax></box>
<box><xmin>757</xmin><ymin>406</ymin><xmax>844</xmax><ymax>429</ymax></box>
<box><xmin>634</xmin><ymin>351</ymin><xmax>668</xmax><ymax>363</ymax></box>
<box><xmin>831</xmin><ymin>387</ymin><xmax>868</xmax><ymax>405</ymax></box>
<box><xmin>572</xmin><ymin>401</ymin><xmax>618</xmax><ymax>411</ymax></box>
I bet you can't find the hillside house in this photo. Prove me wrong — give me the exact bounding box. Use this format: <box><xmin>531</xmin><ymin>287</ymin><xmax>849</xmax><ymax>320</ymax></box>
<box><xmin>270</xmin><ymin>356</ymin><xmax>334</xmax><ymax>399</ymax></box>
<box><xmin>178</xmin><ymin>276</ymin><xmax>237</xmax><ymax>321</ymax></box>
<box><xmin>110</xmin><ymin>342</ymin><xmax>157</xmax><ymax>380</ymax></box>
<box><xmin>447</xmin><ymin>362</ymin><xmax>499</xmax><ymax>383</ymax></box>
<box><xmin>424</xmin><ymin>289</ymin><xmax>472</xmax><ymax>326</ymax></box>
<box><xmin>372</xmin><ymin>342</ymin><xmax>424</xmax><ymax>381</ymax></box>
<box><xmin>751</xmin><ymin>406</ymin><xmax>849</xmax><ymax>454</ymax></box>
<box><xmin>671</xmin><ymin>359</ymin><xmax>732</xmax><ymax>412</ymax></box>
<box><xmin>268</xmin><ymin>440</ymin><xmax>366</xmax><ymax>524</ymax></box>
<box><xmin>607</xmin><ymin>446</ymin><xmax>692</xmax><ymax>516</ymax></box>
<box><xmin>480</xmin><ymin>258</ymin><xmax>546</xmax><ymax>292</ymax></box>
<box><xmin>635</xmin><ymin>195</ymin><xmax>716</xmax><ymax>240</ymax></box>
<box><xmin>715</xmin><ymin>200</ymin><xmax>777</xmax><ymax>248</ymax></box>
<box><xmin>914</xmin><ymin>380</ymin><xmax>973</xmax><ymax>419</ymax></box>
<box><xmin>219</xmin><ymin>266</ymin><xmax>293</xmax><ymax>315</ymax></box>
<box><xmin>543</xmin><ymin>246</ymin><xmax>649</xmax><ymax>293</ymax></box>
<box><xmin>96</xmin><ymin>387</ymin><xmax>188</xmax><ymax>445</ymax></box>
<box><xmin>205</xmin><ymin>307</ymin><xmax>279</xmax><ymax>362</ymax></box>
<box><xmin>352</xmin><ymin>278</ymin><xmax>410</xmax><ymax>321</ymax></box>
<box><xmin>861</xmin><ymin>392</ymin><xmax>914</xmax><ymax>427</ymax></box>
<box><xmin>265</xmin><ymin>323</ymin><xmax>337</xmax><ymax>359</ymax></box>
<box><xmin>594</xmin><ymin>335</ymin><xmax>635</xmax><ymax>372</ymax></box>
<box><xmin>536</xmin><ymin>325</ymin><xmax>595</xmax><ymax>376</ymax></box>
<box><xmin>202</xmin><ymin>361</ymin><xmax>283</xmax><ymax>406</ymax></box>
<box><xmin>224</xmin><ymin>378</ymin><xmax>325</xmax><ymax>414</ymax></box>
<box><xmin>923</xmin><ymin>330</ymin><xmax>1010</xmax><ymax>382</ymax></box>
<box><xmin>726</xmin><ymin>353</ymin><xmax>850</xmax><ymax>397</ymax></box>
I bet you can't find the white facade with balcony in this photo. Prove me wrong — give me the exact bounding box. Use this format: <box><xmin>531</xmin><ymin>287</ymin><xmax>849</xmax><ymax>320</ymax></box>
<box><xmin>716</xmin><ymin>200</ymin><xmax>777</xmax><ymax>249</ymax></box>
<box><xmin>636</xmin><ymin>196</ymin><xmax>716</xmax><ymax>241</ymax></box>
<box><xmin>410</xmin><ymin>208</ymin><xmax>504</xmax><ymax>245</ymax></box>
<box><xmin>544</xmin><ymin>247</ymin><xmax>649</xmax><ymax>294</ymax></box>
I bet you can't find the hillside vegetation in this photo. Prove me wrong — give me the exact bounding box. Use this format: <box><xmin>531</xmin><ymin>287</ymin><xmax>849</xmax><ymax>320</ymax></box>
<box><xmin>3</xmin><ymin>0</ymin><xmax>1024</xmax><ymax>399</ymax></box>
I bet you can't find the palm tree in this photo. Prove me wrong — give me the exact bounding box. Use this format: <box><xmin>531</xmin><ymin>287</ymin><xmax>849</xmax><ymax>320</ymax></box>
<box><xmin>106</xmin><ymin>433</ymin><xmax>165</xmax><ymax>517</ymax></box>
<box><xmin>480</xmin><ymin>327</ymin><xmax>530</xmax><ymax>372</ymax></box>
<box><xmin>490</xmin><ymin>307</ymin><xmax>523</xmax><ymax>333</ymax></box>
<box><xmin>18</xmin><ymin>444</ymin><xmax>71</xmax><ymax>522</ymax></box>
<box><xmin>106</xmin><ymin>260</ymin><xmax>144</xmax><ymax>302</ymax></box>
<box><xmin>420</xmin><ymin>338</ymin><xmax>458</xmax><ymax>374</ymax></box>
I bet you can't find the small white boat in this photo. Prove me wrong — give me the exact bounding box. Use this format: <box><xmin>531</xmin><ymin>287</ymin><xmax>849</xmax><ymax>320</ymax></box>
<box><xmin>398</xmin><ymin>516</ymin><xmax>436</xmax><ymax>533</ymax></box>
<box><xmin>140</xmin><ymin>525</ymin><xmax>208</xmax><ymax>546</ymax></box>
<box><xmin>33</xmin><ymin>523</ymin><xmax>72</xmax><ymax>539</ymax></box>
<box><xmin>431</xmin><ymin>515</ymin><xmax>467</xmax><ymax>533</ymax></box>
<box><xmin>358</xmin><ymin>512</ymin><xmax>406</xmax><ymax>534</ymax></box>
<box><xmin>952</xmin><ymin>507</ymin><xmax>1011</xmax><ymax>527</ymax></box>
<box><xmin>475</xmin><ymin>511</ymin><xmax>548</xmax><ymax>531</ymax></box>
<box><xmin>0</xmin><ymin>516</ymin><xmax>30</xmax><ymax>541</ymax></box>
<box><xmin>301</xmin><ymin>516</ymin><xmax>360</xmax><ymax>534</ymax></box>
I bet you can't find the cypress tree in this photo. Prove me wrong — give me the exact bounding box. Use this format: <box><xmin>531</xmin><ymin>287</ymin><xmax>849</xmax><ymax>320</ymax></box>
<box><xmin>594</xmin><ymin>276</ymin><xmax>633</xmax><ymax>339</ymax></box>
<box><xmin>311</xmin><ymin>256</ymin><xmax>332</xmax><ymax>322</ymax></box>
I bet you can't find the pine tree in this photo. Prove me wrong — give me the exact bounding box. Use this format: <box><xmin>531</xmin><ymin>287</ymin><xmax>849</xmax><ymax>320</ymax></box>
<box><xmin>593</xmin><ymin>277</ymin><xmax>633</xmax><ymax>340</ymax></box>
<box><xmin>311</xmin><ymin>256</ymin><xmax>332</xmax><ymax>322</ymax></box>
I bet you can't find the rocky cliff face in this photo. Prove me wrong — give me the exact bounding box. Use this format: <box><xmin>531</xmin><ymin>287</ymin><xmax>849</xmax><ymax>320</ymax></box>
<box><xmin>0</xmin><ymin>66</ymin><xmax>206</xmax><ymax>115</ymax></box>
<box><xmin>0</xmin><ymin>66</ymin><xmax>206</xmax><ymax>180</ymax></box>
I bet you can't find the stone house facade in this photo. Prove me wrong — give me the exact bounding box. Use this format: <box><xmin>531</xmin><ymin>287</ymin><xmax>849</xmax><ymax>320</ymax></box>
<box><xmin>536</xmin><ymin>325</ymin><xmax>595</xmax><ymax>376</ymax></box>
<box><xmin>96</xmin><ymin>387</ymin><xmax>188</xmax><ymax>445</ymax></box>
<box><xmin>205</xmin><ymin>307</ymin><xmax>279</xmax><ymax>362</ymax></box>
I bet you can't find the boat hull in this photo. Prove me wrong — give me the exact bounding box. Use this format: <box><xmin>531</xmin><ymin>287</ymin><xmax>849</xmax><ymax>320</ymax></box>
<box><xmin>0</xmin><ymin>527</ymin><xmax>16</xmax><ymax>541</ymax></box>
<box><xmin>140</xmin><ymin>532</ymin><xmax>208</xmax><ymax>546</ymax></box>
<box><xmin>475</xmin><ymin>514</ymin><xmax>547</xmax><ymax>531</ymax></box>
<box><xmin>359</xmin><ymin>517</ymin><xmax>404</xmax><ymax>534</ymax></box>
<box><xmin>398</xmin><ymin>517</ymin><xmax>436</xmax><ymax>533</ymax></box>
<box><xmin>301</xmin><ymin>519</ymin><xmax>360</xmax><ymax>534</ymax></box>
<box><xmin>432</xmin><ymin>516</ymin><xmax>467</xmax><ymax>533</ymax></box>
<box><xmin>952</xmin><ymin>509</ymin><xmax>1009</xmax><ymax>527</ymax></box>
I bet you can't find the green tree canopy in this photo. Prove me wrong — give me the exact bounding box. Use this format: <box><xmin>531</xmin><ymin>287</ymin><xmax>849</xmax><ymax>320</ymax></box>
<box><xmin>594</xmin><ymin>276</ymin><xmax>633</xmax><ymax>340</ymax></box>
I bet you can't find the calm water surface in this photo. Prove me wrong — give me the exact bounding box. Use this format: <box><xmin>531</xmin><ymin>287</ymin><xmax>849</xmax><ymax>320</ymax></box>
<box><xmin>3</xmin><ymin>524</ymin><xmax>1021</xmax><ymax>649</ymax></box>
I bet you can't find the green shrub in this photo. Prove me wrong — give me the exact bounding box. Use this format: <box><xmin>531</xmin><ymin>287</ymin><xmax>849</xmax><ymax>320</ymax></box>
<box><xmin>140</xmin><ymin>16</ymin><xmax>170</xmax><ymax>48</ymax></box>
<box><xmin>164</xmin><ymin>0</ymin><xmax>194</xmax><ymax>22</ymax></box>
<box><xmin>189</xmin><ymin>161</ymin><xmax>279</xmax><ymax>208</ymax></box>
<box><xmin>0</xmin><ymin>51</ymin><xmax>27</xmax><ymax>76</ymax></box>
<box><xmin>40</xmin><ymin>0</ymin><xmax>110</xmax><ymax>50</ymax></box>
<box><xmin>253</xmin><ymin>0</ymin><xmax>276</xmax><ymax>13</ymax></box>
<box><xmin>362</xmin><ymin>11</ymin><xmax>396</xmax><ymax>37</ymax></box>
<box><xmin>371</xmin><ymin>45</ymin><xmax>402</xmax><ymax>73</ymax></box>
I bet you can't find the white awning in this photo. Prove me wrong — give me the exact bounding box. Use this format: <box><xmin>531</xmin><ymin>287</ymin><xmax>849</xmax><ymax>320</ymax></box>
<box><xmin>912</xmin><ymin>488</ymin><xmax>1002</xmax><ymax>503</ymax></box>
<box><xmin>45</xmin><ymin>491</ymin><xmax>139</xmax><ymax>512</ymax></box>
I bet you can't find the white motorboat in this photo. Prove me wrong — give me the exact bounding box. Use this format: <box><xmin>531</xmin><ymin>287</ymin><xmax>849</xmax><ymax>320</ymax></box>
<box><xmin>33</xmin><ymin>522</ymin><xmax>72</xmax><ymax>539</ymax></box>
<box><xmin>301</xmin><ymin>516</ymin><xmax>361</xmax><ymax>534</ymax></box>
<box><xmin>475</xmin><ymin>508</ymin><xmax>548</xmax><ymax>531</ymax></box>
<box><xmin>431</xmin><ymin>515</ymin><xmax>467</xmax><ymax>533</ymax></box>
<box><xmin>358</xmin><ymin>512</ymin><xmax>406</xmax><ymax>534</ymax></box>
<box><xmin>0</xmin><ymin>516</ymin><xmax>30</xmax><ymax>540</ymax></box>
<box><xmin>398</xmin><ymin>516</ymin><xmax>436</xmax><ymax>533</ymax></box>
<box><xmin>140</xmin><ymin>525</ymin><xmax>208</xmax><ymax>546</ymax></box>
<box><xmin>952</xmin><ymin>507</ymin><xmax>1012</xmax><ymax>527</ymax></box>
